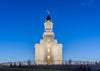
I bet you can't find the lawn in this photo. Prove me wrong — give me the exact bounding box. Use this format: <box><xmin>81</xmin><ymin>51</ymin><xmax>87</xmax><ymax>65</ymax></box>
<box><xmin>0</xmin><ymin>68</ymin><xmax>68</xmax><ymax>71</ymax></box>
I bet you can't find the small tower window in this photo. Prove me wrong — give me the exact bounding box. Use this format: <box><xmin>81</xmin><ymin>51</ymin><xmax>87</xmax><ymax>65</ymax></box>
<box><xmin>47</xmin><ymin>40</ymin><xmax>50</xmax><ymax>43</ymax></box>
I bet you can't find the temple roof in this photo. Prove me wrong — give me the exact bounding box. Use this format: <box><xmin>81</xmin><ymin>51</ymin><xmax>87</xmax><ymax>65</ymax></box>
<box><xmin>45</xmin><ymin>15</ymin><xmax>52</xmax><ymax>22</ymax></box>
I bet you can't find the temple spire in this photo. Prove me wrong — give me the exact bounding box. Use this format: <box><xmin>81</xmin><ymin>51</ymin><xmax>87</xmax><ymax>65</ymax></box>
<box><xmin>45</xmin><ymin>11</ymin><xmax>52</xmax><ymax>22</ymax></box>
<box><xmin>47</xmin><ymin>10</ymin><xmax>49</xmax><ymax>15</ymax></box>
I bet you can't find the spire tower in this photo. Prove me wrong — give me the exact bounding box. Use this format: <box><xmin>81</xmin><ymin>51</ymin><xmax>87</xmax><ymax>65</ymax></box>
<box><xmin>35</xmin><ymin>12</ymin><xmax>63</xmax><ymax>65</ymax></box>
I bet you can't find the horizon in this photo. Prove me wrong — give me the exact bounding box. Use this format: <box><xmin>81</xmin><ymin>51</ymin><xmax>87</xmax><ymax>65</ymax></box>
<box><xmin>0</xmin><ymin>0</ymin><xmax>100</xmax><ymax>63</ymax></box>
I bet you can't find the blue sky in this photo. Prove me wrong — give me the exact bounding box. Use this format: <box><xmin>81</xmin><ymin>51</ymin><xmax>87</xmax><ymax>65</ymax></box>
<box><xmin>0</xmin><ymin>0</ymin><xmax>100</xmax><ymax>62</ymax></box>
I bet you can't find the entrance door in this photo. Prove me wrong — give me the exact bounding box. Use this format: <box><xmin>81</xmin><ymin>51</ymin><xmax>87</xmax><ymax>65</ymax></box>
<box><xmin>46</xmin><ymin>61</ymin><xmax>52</xmax><ymax>65</ymax></box>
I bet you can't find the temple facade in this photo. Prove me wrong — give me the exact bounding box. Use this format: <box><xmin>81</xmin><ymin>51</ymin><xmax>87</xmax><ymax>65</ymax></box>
<box><xmin>35</xmin><ymin>13</ymin><xmax>63</xmax><ymax>65</ymax></box>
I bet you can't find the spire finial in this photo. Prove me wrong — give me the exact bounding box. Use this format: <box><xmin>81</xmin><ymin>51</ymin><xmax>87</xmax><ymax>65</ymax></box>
<box><xmin>47</xmin><ymin>10</ymin><xmax>49</xmax><ymax>15</ymax></box>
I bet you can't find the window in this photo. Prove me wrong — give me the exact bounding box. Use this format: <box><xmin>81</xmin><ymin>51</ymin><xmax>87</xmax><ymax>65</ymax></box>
<box><xmin>47</xmin><ymin>39</ymin><xmax>50</xmax><ymax>43</ymax></box>
<box><xmin>58</xmin><ymin>49</ymin><xmax>60</xmax><ymax>53</ymax></box>
<box><xmin>58</xmin><ymin>56</ymin><xmax>60</xmax><ymax>60</ymax></box>
<box><xmin>38</xmin><ymin>56</ymin><xmax>40</xmax><ymax>60</ymax></box>
<box><xmin>47</xmin><ymin>48</ymin><xmax>50</xmax><ymax>53</ymax></box>
<box><xmin>47</xmin><ymin>55</ymin><xmax>50</xmax><ymax>59</ymax></box>
<box><xmin>37</xmin><ymin>50</ymin><xmax>39</xmax><ymax>53</ymax></box>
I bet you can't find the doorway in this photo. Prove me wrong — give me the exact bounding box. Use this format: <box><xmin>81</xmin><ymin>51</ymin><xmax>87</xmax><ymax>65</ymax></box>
<box><xmin>46</xmin><ymin>61</ymin><xmax>52</xmax><ymax>65</ymax></box>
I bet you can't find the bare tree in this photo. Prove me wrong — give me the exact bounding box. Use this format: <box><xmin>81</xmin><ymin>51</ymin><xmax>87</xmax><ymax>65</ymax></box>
<box><xmin>27</xmin><ymin>60</ymin><xmax>31</xmax><ymax>66</ymax></box>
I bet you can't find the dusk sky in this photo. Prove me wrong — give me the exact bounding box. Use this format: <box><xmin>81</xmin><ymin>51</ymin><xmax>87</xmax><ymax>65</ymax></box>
<box><xmin>0</xmin><ymin>0</ymin><xmax>100</xmax><ymax>62</ymax></box>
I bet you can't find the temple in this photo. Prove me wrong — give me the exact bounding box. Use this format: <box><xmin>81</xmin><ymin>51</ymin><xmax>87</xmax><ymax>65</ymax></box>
<box><xmin>35</xmin><ymin>12</ymin><xmax>63</xmax><ymax>65</ymax></box>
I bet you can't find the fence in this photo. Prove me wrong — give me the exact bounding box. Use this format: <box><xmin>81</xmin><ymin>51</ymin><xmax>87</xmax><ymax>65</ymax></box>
<box><xmin>0</xmin><ymin>60</ymin><xmax>97</xmax><ymax>66</ymax></box>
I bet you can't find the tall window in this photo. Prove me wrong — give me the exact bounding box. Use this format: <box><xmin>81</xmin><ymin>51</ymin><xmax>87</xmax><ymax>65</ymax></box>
<box><xmin>58</xmin><ymin>49</ymin><xmax>60</xmax><ymax>53</ymax></box>
<box><xmin>58</xmin><ymin>56</ymin><xmax>60</xmax><ymax>60</ymax></box>
<box><xmin>47</xmin><ymin>47</ymin><xmax>50</xmax><ymax>53</ymax></box>
<box><xmin>37</xmin><ymin>50</ymin><xmax>39</xmax><ymax>54</ymax></box>
<box><xmin>38</xmin><ymin>56</ymin><xmax>40</xmax><ymax>60</ymax></box>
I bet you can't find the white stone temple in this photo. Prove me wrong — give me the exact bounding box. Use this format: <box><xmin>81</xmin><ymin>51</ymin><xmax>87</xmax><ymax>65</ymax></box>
<box><xmin>35</xmin><ymin>12</ymin><xmax>63</xmax><ymax>65</ymax></box>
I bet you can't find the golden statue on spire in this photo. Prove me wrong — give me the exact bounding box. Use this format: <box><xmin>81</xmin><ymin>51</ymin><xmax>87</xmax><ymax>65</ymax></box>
<box><xmin>47</xmin><ymin>10</ymin><xmax>49</xmax><ymax>15</ymax></box>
